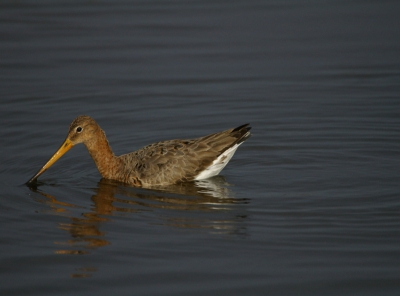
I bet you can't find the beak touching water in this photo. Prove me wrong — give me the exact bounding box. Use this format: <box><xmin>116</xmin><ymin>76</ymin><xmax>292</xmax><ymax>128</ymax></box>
<box><xmin>26</xmin><ymin>138</ymin><xmax>74</xmax><ymax>185</ymax></box>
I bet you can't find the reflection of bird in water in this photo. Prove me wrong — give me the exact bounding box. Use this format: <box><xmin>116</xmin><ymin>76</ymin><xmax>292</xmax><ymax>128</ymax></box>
<box><xmin>29</xmin><ymin>165</ymin><xmax>249</xmax><ymax>279</ymax></box>
<box><xmin>27</xmin><ymin>116</ymin><xmax>251</xmax><ymax>187</ymax></box>
<box><xmin>31</xmin><ymin>176</ymin><xmax>249</xmax><ymax>249</ymax></box>
<box><xmin>94</xmin><ymin>176</ymin><xmax>249</xmax><ymax>212</ymax></box>
<box><xmin>95</xmin><ymin>177</ymin><xmax>250</xmax><ymax>233</ymax></box>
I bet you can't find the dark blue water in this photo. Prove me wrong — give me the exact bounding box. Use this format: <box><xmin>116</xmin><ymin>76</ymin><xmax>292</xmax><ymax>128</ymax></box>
<box><xmin>1</xmin><ymin>1</ymin><xmax>399</xmax><ymax>295</ymax></box>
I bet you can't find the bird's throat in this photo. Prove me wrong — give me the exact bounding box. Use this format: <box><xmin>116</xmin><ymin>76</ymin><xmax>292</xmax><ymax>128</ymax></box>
<box><xmin>84</xmin><ymin>129</ymin><xmax>121</xmax><ymax>180</ymax></box>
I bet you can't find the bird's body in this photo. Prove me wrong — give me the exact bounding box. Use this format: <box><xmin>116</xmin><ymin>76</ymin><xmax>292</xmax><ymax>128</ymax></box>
<box><xmin>27</xmin><ymin>116</ymin><xmax>251</xmax><ymax>187</ymax></box>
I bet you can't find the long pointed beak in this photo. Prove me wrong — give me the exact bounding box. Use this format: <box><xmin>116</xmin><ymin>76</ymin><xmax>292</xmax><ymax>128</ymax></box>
<box><xmin>26</xmin><ymin>139</ymin><xmax>74</xmax><ymax>185</ymax></box>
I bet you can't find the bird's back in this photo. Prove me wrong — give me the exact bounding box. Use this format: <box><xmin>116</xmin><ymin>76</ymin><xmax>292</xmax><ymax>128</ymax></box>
<box><xmin>118</xmin><ymin>124</ymin><xmax>251</xmax><ymax>186</ymax></box>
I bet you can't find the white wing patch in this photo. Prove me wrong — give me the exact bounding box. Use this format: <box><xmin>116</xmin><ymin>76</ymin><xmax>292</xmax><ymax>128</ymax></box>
<box><xmin>194</xmin><ymin>142</ymin><xmax>243</xmax><ymax>180</ymax></box>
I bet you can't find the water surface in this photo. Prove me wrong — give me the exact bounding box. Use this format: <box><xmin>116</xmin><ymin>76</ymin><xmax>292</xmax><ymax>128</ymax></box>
<box><xmin>1</xmin><ymin>1</ymin><xmax>399</xmax><ymax>295</ymax></box>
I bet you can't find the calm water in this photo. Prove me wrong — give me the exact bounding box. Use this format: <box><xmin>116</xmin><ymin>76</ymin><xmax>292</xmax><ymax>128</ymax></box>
<box><xmin>1</xmin><ymin>1</ymin><xmax>400</xmax><ymax>295</ymax></box>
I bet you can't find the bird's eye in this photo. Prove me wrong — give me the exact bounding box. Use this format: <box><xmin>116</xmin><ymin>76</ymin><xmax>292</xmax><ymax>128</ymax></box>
<box><xmin>76</xmin><ymin>126</ymin><xmax>83</xmax><ymax>133</ymax></box>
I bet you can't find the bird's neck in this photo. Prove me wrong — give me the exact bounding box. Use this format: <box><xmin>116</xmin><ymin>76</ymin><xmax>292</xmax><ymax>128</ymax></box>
<box><xmin>84</xmin><ymin>129</ymin><xmax>121</xmax><ymax>179</ymax></box>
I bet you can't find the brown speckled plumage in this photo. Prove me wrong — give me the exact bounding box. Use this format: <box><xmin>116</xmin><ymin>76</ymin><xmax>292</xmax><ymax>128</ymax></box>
<box><xmin>27</xmin><ymin>115</ymin><xmax>251</xmax><ymax>187</ymax></box>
